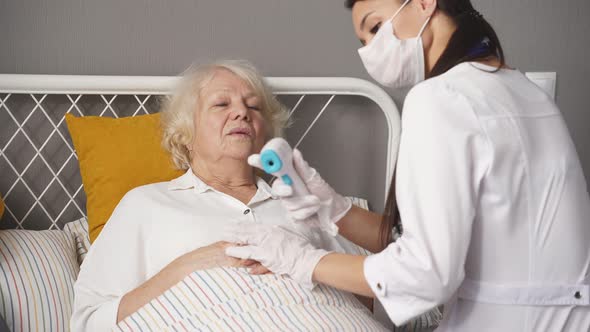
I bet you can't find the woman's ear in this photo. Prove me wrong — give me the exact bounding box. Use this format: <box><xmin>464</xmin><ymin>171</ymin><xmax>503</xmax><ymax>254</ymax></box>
<box><xmin>418</xmin><ymin>0</ymin><xmax>437</xmax><ymax>17</ymax></box>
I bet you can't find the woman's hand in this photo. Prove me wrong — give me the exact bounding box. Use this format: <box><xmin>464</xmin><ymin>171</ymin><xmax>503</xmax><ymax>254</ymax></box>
<box><xmin>251</xmin><ymin>149</ymin><xmax>352</xmax><ymax>236</ymax></box>
<box><xmin>117</xmin><ymin>241</ymin><xmax>269</xmax><ymax>323</ymax></box>
<box><xmin>224</xmin><ymin>223</ymin><xmax>330</xmax><ymax>289</ymax></box>
<box><xmin>174</xmin><ymin>241</ymin><xmax>271</xmax><ymax>274</ymax></box>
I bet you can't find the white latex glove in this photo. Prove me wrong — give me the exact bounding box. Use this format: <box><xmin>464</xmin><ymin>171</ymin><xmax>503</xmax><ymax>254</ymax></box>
<box><xmin>249</xmin><ymin>149</ymin><xmax>352</xmax><ymax>236</ymax></box>
<box><xmin>223</xmin><ymin>222</ymin><xmax>330</xmax><ymax>290</ymax></box>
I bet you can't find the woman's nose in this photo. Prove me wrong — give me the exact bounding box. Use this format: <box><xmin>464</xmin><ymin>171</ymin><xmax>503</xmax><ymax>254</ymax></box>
<box><xmin>232</xmin><ymin>104</ymin><xmax>251</xmax><ymax>121</ymax></box>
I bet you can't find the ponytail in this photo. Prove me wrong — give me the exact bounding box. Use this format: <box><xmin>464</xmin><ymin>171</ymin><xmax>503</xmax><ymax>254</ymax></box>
<box><xmin>430</xmin><ymin>3</ymin><xmax>505</xmax><ymax>77</ymax></box>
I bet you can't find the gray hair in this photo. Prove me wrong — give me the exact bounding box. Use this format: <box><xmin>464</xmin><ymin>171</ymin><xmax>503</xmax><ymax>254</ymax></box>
<box><xmin>160</xmin><ymin>60</ymin><xmax>290</xmax><ymax>170</ymax></box>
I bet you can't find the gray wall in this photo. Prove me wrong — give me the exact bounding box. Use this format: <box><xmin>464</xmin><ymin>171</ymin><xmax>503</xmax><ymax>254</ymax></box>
<box><xmin>1</xmin><ymin>0</ymin><xmax>589</xmax><ymax>181</ymax></box>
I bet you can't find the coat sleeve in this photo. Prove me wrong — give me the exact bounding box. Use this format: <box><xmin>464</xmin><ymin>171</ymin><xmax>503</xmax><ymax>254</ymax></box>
<box><xmin>364</xmin><ymin>82</ymin><xmax>490</xmax><ymax>325</ymax></box>
<box><xmin>70</xmin><ymin>189</ymin><xmax>151</xmax><ymax>332</ymax></box>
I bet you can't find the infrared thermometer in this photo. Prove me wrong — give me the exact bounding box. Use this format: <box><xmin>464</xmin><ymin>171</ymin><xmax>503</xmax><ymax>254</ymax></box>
<box><xmin>251</xmin><ymin>138</ymin><xmax>309</xmax><ymax>197</ymax></box>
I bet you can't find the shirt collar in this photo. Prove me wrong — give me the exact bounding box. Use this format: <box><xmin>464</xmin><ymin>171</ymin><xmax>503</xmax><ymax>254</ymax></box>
<box><xmin>168</xmin><ymin>168</ymin><xmax>277</xmax><ymax>201</ymax></box>
<box><xmin>251</xmin><ymin>177</ymin><xmax>277</xmax><ymax>203</ymax></box>
<box><xmin>167</xmin><ymin>168</ymin><xmax>211</xmax><ymax>193</ymax></box>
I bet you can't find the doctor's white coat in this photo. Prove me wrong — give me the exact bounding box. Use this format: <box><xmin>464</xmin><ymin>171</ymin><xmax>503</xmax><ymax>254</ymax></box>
<box><xmin>364</xmin><ymin>62</ymin><xmax>590</xmax><ymax>331</ymax></box>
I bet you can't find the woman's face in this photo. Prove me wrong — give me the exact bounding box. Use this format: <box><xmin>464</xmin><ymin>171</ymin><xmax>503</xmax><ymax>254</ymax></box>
<box><xmin>352</xmin><ymin>0</ymin><xmax>432</xmax><ymax>46</ymax></box>
<box><xmin>191</xmin><ymin>69</ymin><xmax>267</xmax><ymax>163</ymax></box>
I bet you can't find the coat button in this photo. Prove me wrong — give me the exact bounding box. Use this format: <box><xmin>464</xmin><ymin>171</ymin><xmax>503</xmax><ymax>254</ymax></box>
<box><xmin>574</xmin><ymin>291</ymin><xmax>582</xmax><ymax>299</ymax></box>
<box><xmin>243</xmin><ymin>209</ymin><xmax>251</xmax><ymax>215</ymax></box>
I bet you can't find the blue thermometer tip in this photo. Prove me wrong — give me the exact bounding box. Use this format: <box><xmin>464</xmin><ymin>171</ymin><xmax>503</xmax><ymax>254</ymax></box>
<box><xmin>260</xmin><ymin>150</ymin><xmax>283</xmax><ymax>174</ymax></box>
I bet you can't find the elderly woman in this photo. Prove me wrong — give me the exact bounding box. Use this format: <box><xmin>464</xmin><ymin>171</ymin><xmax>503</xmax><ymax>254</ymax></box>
<box><xmin>70</xmin><ymin>60</ymin><xmax>334</xmax><ymax>331</ymax></box>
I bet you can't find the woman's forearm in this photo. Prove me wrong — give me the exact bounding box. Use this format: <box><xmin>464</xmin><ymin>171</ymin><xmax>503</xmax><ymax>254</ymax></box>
<box><xmin>336</xmin><ymin>205</ymin><xmax>384</xmax><ymax>253</ymax></box>
<box><xmin>116</xmin><ymin>241</ymin><xmax>241</xmax><ymax>323</ymax></box>
<box><xmin>312</xmin><ymin>252</ymin><xmax>375</xmax><ymax>298</ymax></box>
<box><xmin>117</xmin><ymin>258</ymin><xmax>193</xmax><ymax>323</ymax></box>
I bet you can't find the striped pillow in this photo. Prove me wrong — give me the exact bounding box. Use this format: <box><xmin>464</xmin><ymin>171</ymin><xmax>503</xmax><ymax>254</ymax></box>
<box><xmin>0</xmin><ymin>229</ymin><xmax>79</xmax><ymax>332</ymax></box>
<box><xmin>63</xmin><ymin>217</ymin><xmax>91</xmax><ymax>265</ymax></box>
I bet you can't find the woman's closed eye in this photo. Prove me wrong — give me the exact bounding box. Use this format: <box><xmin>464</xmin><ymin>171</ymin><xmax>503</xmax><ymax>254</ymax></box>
<box><xmin>370</xmin><ymin>22</ymin><xmax>382</xmax><ymax>35</ymax></box>
<box><xmin>247</xmin><ymin>104</ymin><xmax>261</xmax><ymax>111</ymax></box>
<box><xmin>213</xmin><ymin>99</ymin><xmax>229</xmax><ymax>108</ymax></box>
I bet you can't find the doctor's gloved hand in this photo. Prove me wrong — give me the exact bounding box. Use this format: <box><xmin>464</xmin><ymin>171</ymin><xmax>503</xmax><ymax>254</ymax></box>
<box><xmin>223</xmin><ymin>222</ymin><xmax>331</xmax><ymax>290</ymax></box>
<box><xmin>270</xmin><ymin>149</ymin><xmax>352</xmax><ymax>236</ymax></box>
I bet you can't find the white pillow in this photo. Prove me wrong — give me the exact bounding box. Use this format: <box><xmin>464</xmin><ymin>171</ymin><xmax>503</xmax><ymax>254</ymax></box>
<box><xmin>0</xmin><ymin>228</ymin><xmax>79</xmax><ymax>332</ymax></box>
<box><xmin>63</xmin><ymin>217</ymin><xmax>91</xmax><ymax>265</ymax></box>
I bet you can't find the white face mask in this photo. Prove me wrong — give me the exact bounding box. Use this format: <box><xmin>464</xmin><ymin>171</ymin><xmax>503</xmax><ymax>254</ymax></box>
<box><xmin>358</xmin><ymin>0</ymin><xmax>432</xmax><ymax>90</ymax></box>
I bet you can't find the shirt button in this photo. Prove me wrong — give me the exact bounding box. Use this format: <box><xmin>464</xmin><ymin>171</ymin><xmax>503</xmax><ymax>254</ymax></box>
<box><xmin>376</xmin><ymin>283</ymin><xmax>382</xmax><ymax>290</ymax></box>
<box><xmin>574</xmin><ymin>291</ymin><xmax>582</xmax><ymax>299</ymax></box>
<box><xmin>243</xmin><ymin>209</ymin><xmax>251</xmax><ymax>215</ymax></box>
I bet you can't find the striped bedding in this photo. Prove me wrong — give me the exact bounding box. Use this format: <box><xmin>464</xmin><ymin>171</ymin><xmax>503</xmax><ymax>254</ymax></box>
<box><xmin>115</xmin><ymin>267</ymin><xmax>388</xmax><ymax>332</ymax></box>
<box><xmin>0</xmin><ymin>228</ymin><xmax>79</xmax><ymax>332</ymax></box>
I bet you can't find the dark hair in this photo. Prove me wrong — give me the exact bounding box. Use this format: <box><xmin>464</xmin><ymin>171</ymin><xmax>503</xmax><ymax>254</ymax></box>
<box><xmin>346</xmin><ymin>0</ymin><xmax>505</xmax><ymax>249</ymax></box>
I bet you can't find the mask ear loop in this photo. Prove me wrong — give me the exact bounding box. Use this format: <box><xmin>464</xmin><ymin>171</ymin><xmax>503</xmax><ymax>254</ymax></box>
<box><xmin>390</xmin><ymin>0</ymin><xmax>431</xmax><ymax>39</ymax></box>
<box><xmin>390</xmin><ymin>0</ymin><xmax>412</xmax><ymax>22</ymax></box>
<box><xmin>417</xmin><ymin>16</ymin><xmax>432</xmax><ymax>37</ymax></box>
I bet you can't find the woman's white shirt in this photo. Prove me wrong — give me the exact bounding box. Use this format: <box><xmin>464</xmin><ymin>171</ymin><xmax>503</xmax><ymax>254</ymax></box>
<box><xmin>70</xmin><ymin>170</ymin><xmax>346</xmax><ymax>332</ymax></box>
<box><xmin>364</xmin><ymin>62</ymin><xmax>590</xmax><ymax>331</ymax></box>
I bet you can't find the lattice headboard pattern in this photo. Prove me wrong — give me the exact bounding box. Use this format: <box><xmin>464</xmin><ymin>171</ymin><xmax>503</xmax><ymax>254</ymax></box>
<box><xmin>0</xmin><ymin>75</ymin><xmax>400</xmax><ymax>231</ymax></box>
<box><xmin>0</xmin><ymin>93</ymin><xmax>163</xmax><ymax>230</ymax></box>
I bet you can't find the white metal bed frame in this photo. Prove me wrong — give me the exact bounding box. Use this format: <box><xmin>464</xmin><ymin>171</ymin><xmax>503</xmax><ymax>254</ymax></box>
<box><xmin>0</xmin><ymin>74</ymin><xmax>400</xmax><ymax>230</ymax></box>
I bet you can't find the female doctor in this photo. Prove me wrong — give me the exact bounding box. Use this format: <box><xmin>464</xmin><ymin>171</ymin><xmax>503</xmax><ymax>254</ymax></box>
<box><xmin>224</xmin><ymin>0</ymin><xmax>590</xmax><ymax>330</ymax></box>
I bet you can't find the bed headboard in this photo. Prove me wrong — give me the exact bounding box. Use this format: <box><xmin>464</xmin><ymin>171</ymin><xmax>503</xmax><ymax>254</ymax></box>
<box><xmin>0</xmin><ymin>74</ymin><xmax>400</xmax><ymax>231</ymax></box>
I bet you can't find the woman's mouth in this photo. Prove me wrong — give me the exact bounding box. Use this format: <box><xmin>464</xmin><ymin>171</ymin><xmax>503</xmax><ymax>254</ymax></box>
<box><xmin>228</xmin><ymin>127</ymin><xmax>252</xmax><ymax>137</ymax></box>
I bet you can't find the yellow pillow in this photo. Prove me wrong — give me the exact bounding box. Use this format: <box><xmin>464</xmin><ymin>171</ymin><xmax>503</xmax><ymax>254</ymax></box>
<box><xmin>65</xmin><ymin>113</ymin><xmax>184</xmax><ymax>243</ymax></box>
<box><xmin>0</xmin><ymin>194</ymin><xmax>4</xmax><ymax>219</ymax></box>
